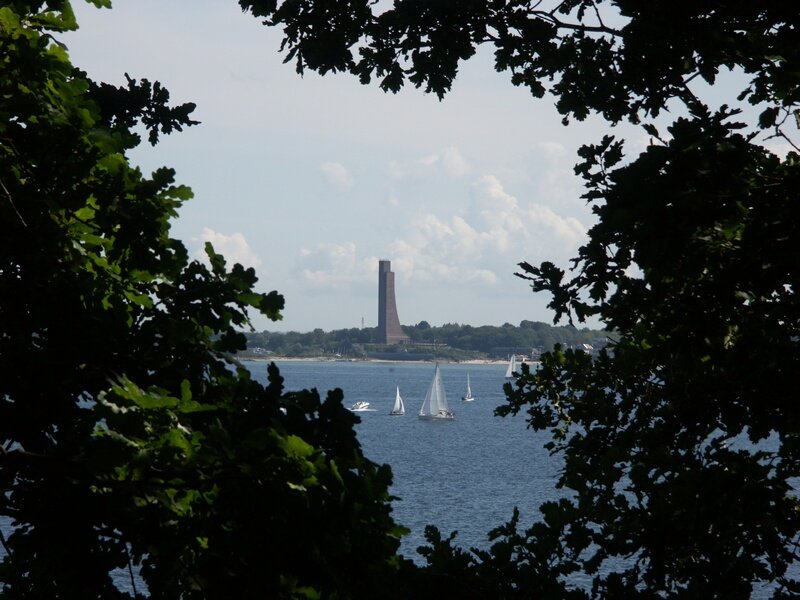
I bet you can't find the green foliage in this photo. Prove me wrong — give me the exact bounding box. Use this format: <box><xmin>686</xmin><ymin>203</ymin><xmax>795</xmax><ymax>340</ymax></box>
<box><xmin>511</xmin><ymin>109</ymin><xmax>800</xmax><ymax>596</ymax></box>
<box><xmin>1</xmin><ymin>2</ymin><xmax>402</xmax><ymax>597</ymax></box>
<box><xmin>240</xmin><ymin>0</ymin><xmax>800</xmax><ymax>596</ymax></box>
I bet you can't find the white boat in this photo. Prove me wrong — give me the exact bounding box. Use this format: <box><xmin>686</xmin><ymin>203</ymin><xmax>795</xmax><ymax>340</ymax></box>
<box><xmin>504</xmin><ymin>354</ymin><xmax>517</xmax><ymax>379</ymax></box>
<box><xmin>389</xmin><ymin>386</ymin><xmax>405</xmax><ymax>415</ymax></box>
<box><xmin>350</xmin><ymin>400</ymin><xmax>371</xmax><ymax>412</ymax></box>
<box><xmin>418</xmin><ymin>364</ymin><xmax>454</xmax><ymax>420</ymax></box>
<box><xmin>462</xmin><ymin>373</ymin><xmax>475</xmax><ymax>402</ymax></box>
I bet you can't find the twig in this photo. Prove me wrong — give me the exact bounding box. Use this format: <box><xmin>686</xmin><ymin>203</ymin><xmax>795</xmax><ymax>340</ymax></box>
<box><xmin>0</xmin><ymin>527</ymin><xmax>11</xmax><ymax>557</ymax></box>
<box><xmin>763</xmin><ymin>108</ymin><xmax>800</xmax><ymax>153</ymax></box>
<box><xmin>124</xmin><ymin>542</ymin><xmax>139</xmax><ymax>598</ymax></box>
<box><xmin>0</xmin><ymin>177</ymin><xmax>27</xmax><ymax>227</ymax></box>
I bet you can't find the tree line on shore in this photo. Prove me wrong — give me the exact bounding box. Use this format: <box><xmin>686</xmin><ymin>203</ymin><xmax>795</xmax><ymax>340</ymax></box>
<box><xmin>243</xmin><ymin>320</ymin><xmax>611</xmax><ymax>360</ymax></box>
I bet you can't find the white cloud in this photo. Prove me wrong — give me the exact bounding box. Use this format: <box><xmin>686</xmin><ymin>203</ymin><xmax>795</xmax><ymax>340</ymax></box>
<box><xmin>535</xmin><ymin>141</ymin><xmax>567</xmax><ymax>159</ymax></box>
<box><xmin>525</xmin><ymin>204</ymin><xmax>587</xmax><ymax>247</ymax></box>
<box><xmin>441</xmin><ymin>146</ymin><xmax>471</xmax><ymax>176</ymax></box>
<box><xmin>474</xmin><ymin>175</ymin><xmax>527</xmax><ymax>249</ymax></box>
<box><xmin>387</xmin><ymin>225</ymin><xmax>499</xmax><ymax>286</ymax></box>
<box><xmin>528</xmin><ymin>140</ymin><xmax>592</xmax><ymax>214</ymax></box>
<box><xmin>471</xmin><ymin>173</ymin><xmax>588</xmax><ymax>257</ymax></box>
<box><xmin>474</xmin><ymin>174</ymin><xmax>519</xmax><ymax>212</ymax></box>
<box><xmin>320</xmin><ymin>161</ymin><xmax>354</xmax><ymax>189</ymax></box>
<box><xmin>419</xmin><ymin>154</ymin><xmax>439</xmax><ymax>167</ymax></box>
<box><xmin>195</xmin><ymin>228</ymin><xmax>262</xmax><ymax>270</ymax></box>
<box><xmin>290</xmin><ymin>173</ymin><xmax>590</xmax><ymax>297</ymax></box>
<box><xmin>297</xmin><ymin>242</ymin><xmax>376</xmax><ymax>289</ymax></box>
<box><xmin>388</xmin><ymin>145</ymin><xmax>471</xmax><ymax>180</ymax></box>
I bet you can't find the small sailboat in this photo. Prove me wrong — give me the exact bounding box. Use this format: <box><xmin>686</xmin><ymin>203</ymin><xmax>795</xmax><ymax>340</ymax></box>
<box><xmin>389</xmin><ymin>386</ymin><xmax>405</xmax><ymax>415</ymax></box>
<box><xmin>418</xmin><ymin>364</ymin><xmax>454</xmax><ymax>420</ymax></box>
<box><xmin>462</xmin><ymin>373</ymin><xmax>475</xmax><ymax>402</ymax></box>
<box><xmin>504</xmin><ymin>354</ymin><xmax>517</xmax><ymax>379</ymax></box>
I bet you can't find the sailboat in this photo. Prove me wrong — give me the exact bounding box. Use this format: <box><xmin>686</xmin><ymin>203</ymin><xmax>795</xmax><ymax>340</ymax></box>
<box><xmin>504</xmin><ymin>354</ymin><xmax>517</xmax><ymax>379</ymax></box>
<box><xmin>389</xmin><ymin>385</ymin><xmax>405</xmax><ymax>415</ymax></box>
<box><xmin>418</xmin><ymin>364</ymin><xmax>454</xmax><ymax>420</ymax></box>
<box><xmin>462</xmin><ymin>372</ymin><xmax>475</xmax><ymax>402</ymax></box>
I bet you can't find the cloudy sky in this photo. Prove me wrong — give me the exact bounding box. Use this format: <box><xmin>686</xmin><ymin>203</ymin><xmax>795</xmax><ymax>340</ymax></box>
<box><xmin>60</xmin><ymin>2</ymin><xmax>783</xmax><ymax>333</ymax></box>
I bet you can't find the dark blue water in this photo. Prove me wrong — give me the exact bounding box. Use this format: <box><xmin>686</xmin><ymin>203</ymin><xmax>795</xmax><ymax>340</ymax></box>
<box><xmin>253</xmin><ymin>359</ymin><xmax>562</xmax><ymax>559</ymax></box>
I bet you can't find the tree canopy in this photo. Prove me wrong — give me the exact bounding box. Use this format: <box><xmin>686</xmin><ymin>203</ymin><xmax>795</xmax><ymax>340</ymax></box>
<box><xmin>1</xmin><ymin>3</ymin><xmax>404</xmax><ymax>597</ymax></box>
<box><xmin>241</xmin><ymin>0</ymin><xmax>800</xmax><ymax>596</ymax></box>
<box><xmin>240</xmin><ymin>0</ymin><xmax>799</xmax><ymax>127</ymax></box>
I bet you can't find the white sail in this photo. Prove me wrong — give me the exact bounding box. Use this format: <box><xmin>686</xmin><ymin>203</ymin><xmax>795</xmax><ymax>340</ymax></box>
<box><xmin>390</xmin><ymin>386</ymin><xmax>405</xmax><ymax>415</ymax></box>
<box><xmin>419</xmin><ymin>364</ymin><xmax>454</xmax><ymax>419</ymax></box>
<box><xmin>462</xmin><ymin>372</ymin><xmax>475</xmax><ymax>401</ymax></box>
<box><xmin>504</xmin><ymin>354</ymin><xmax>517</xmax><ymax>379</ymax></box>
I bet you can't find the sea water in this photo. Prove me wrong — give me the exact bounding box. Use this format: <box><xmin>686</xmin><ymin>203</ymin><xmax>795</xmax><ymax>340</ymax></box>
<box><xmin>254</xmin><ymin>359</ymin><xmax>563</xmax><ymax>560</ymax></box>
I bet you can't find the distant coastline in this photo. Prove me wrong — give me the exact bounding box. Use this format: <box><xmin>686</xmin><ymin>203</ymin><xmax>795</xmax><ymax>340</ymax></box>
<box><xmin>242</xmin><ymin>321</ymin><xmax>612</xmax><ymax>364</ymax></box>
<box><xmin>238</xmin><ymin>355</ymin><xmax>532</xmax><ymax>366</ymax></box>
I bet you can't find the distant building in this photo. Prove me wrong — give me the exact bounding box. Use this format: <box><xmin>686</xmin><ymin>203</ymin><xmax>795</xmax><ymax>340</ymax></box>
<box><xmin>377</xmin><ymin>260</ymin><xmax>410</xmax><ymax>344</ymax></box>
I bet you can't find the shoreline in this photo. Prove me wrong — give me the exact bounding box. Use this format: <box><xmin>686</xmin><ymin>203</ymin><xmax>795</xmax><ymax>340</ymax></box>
<box><xmin>238</xmin><ymin>356</ymin><xmax>524</xmax><ymax>366</ymax></box>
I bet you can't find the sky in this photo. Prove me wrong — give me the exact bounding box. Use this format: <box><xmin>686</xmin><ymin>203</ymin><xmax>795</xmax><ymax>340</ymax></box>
<box><xmin>60</xmin><ymin>1</ymin><xmax>789</xmax><ymax>333</ymax></box>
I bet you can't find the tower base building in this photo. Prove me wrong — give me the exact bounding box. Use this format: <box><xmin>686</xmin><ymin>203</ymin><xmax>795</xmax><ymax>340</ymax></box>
<box><xmin>377</xmin><ymin>260</ymin><xmax>410</xmax><ymax>344</ymax></box>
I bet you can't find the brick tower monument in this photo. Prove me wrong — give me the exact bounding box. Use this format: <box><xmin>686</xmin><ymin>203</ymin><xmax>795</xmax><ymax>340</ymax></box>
<box><xmin>377</xmin><ymin>260</ymin><xmax>410</xmax><ymax>344</ymax></box>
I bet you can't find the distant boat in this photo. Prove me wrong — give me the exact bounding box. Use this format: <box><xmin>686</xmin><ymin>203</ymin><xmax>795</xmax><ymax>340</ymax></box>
<box><xmin>504</xmin><ymin>354</ymin><xmax>517</xmax><ymax>379</ymax></box>
<box><xmin>418</xmin><ymin>364</ymin><xmax>454</xmax><ymax>420</ymax></box>
<box><xmin>350</xmin><ymin>401</ymin><xmax>372</xmax><ymax>412</ymax></box>
<box><xmin>462</xmin><ymin>372</ymin><xmax>475</xmax><ymax>402</ymax></box>
<box><xmin>389</xmin><ymin>386</ymin><xmax>405</xmax><ymax>415</ymax></box>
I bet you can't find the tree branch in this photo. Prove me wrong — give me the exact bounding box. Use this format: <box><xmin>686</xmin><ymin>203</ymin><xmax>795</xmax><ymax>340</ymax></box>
<box><xmin>0</xmin><ymin>177</ymin><xmax>27</xmax><ymax>227</ymax></box>
<box><xmin>534</xmin><ymin>11</ymin><xmax>620</xmax><ymax>35</ymax></box>
<box><xmin>0</xmin><ymin>527</ymin><xmax>11</xmax><ymax>558</ymax></box>
<box><xmin>124</xmin><ymin>542</ymin><xmax>138</xmax><ymax>598</ymax></box>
